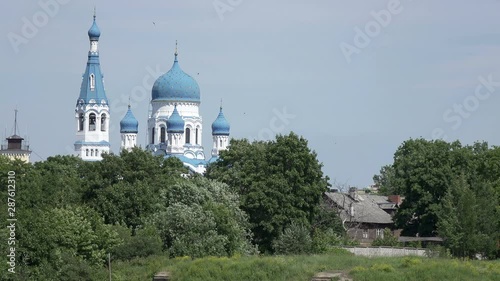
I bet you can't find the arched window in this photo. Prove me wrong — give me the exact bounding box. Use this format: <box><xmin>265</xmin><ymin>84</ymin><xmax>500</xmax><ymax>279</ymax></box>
<box><xmin>90</xmin><ymin>74</ymin><xmax>95</xmax><ymax>91</ymax></box>
<box><xmin>195</xmin><ymin>128</ymin><xmax>199</xmax><ymax>144</ymax></box>
<box><xmin>185</xmin><ymin>128</ymin><xmax>191</xmax><ymax>144</ymax></box>
<box><xmin>95</xmin><ymin>149</ymin><xmax>99</xmax><ymax>157</ymax></box>
<box><xmin>151</xmin><ymin>128</ymin><xmax>155</xmax><ymax>144</ymax></box>
<box><xmin>86</xmin><ymin>149</ymin><xmax>89</xmax><ymax>157</ymax></box>
<box><xmin>220</xmin><ymin>139</ymin><xmax>223</xmax><ymax>147</ymax></box>
<box><xmin>89</xmin><ymin>113</ymin><xmax>96</xmax><ymax>131</ymax></box>
<box><xmin>90</xmin><ymin>149</ymin><xmax>94</xmax><ymax>157</ymax></box>
<box><xmin>160</xmin><ymin>127</ymin><xmax>166</xmax><ymax>143</ymax></box>
<box><xmin>101</xmin><ymin>114</ymin><xmax>106</xmax><ymax>131</ymax></box>
<box><xmin>79</xmin><ymin>113</ymin><xmax>84</xmax><ymax>131</ymax></box>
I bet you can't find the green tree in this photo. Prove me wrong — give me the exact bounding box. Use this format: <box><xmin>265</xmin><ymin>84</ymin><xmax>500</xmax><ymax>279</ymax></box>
<box><xmin>391</xmin><ymin>139</ymin><xmax>467</xmax><ymax>236</ymax></box>
<box><xmin>373</xmin><ymin>165</ymin><xmax>396</xmax><ymax>195</ymax></box>
<box><xmin>91</xmin><ymin>180</ymin><xmax>159</xmax><ymax>229</ymax></box>
<box><xmin>206</xmin><ymin>132</ymin><xmax>330</xmax><ymax>253</ymax></box>
<box><xmin>437</xmin><ymin>175</ymin><xmax>499</xmax><ymax>259</ymax></box>
<box><xmin>20</xmin><ymin>155</ymin><xmax>85</xmax><ymax>210</ymax></box>
<box><xmin>110</xmin><ymin>224</ymin><xmax>163</xmax><ymax>261</ymax></box>
<box><xmin>437</xmin><ymin>175</ymin><xmax>479</xmax><ymax>258</ymax></box>
<box><xmin>153</xmin><ymin>178</ymin><xmax>254</xmax><ymax>258</ymax></box>
<box><xmin>272</xmin><ymin>222</ymin><xmax>313</xmax><ymax>255</ymax></box>
<box><xmin>16</xmin><ymin>206</ymin><xmax>119</xmax><ymax>279</ymax></box>
<box><xmin>383</xmin><ymin>139</ymin><xmax>499</xmax><ymax>258</ymax></box>
<box><xmin>83</xmin><ymin>148</ymin><xmax>187</xmax><ymax>230</ymax></box>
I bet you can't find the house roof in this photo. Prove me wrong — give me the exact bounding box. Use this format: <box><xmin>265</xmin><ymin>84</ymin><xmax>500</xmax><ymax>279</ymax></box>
<box><xmin>324</xmin><ymin>192</ymin><xmax>394</xmax><ymax>225</ymax></box>
<box><xmin>365</xmin><ymin>195</ymin><xmax>392</xmax><ymax>204</ymax></box>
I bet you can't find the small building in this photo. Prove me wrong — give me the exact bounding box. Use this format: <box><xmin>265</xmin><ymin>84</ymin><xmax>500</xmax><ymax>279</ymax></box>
<box><xmin>0</xmin><ymin>110</ymin><xmax>31</xmax><ymax>163</ymax></box>
<box><xmin>324</xmin><ymin>188</ymin><xmax>402</xmax><ymax>244</ymax></box>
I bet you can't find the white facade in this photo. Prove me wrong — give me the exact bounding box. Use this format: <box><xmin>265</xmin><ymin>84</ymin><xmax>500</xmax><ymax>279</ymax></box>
<box><xmin>166</xmin><ymin>132</ymin><xmax>184</xmax><ymax>154</ymax></box>
<box><xmin>148</xmin><ymin>101</ymin><xmax>205</xmax><ymax>160</ymax></box>
<box><xmin>120</xmin><ymin>133</ymin><xmax>137</xmax><ymax>151</ymax></box>
<box><xmin>212</xmin><ymin>135</ymin><xmax>229</xmax><ymax>157</ymax></box>
<box><xmin>74</xmin><ymin>103</ymin><xmax>110</xmax><ymax>161</ymax></box>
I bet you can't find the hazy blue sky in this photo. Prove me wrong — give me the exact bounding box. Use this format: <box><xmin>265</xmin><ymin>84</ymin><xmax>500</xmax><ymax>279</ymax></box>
<box><xmin>2</xmin><ymin>0</ymin><xmax>500</xmax><ymax>188</ymax></box>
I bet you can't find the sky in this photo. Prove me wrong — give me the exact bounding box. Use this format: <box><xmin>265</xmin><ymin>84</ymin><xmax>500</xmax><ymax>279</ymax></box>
<box><xmin>2</xmin><ymin>0</ymin><xmax>500</xmax><ymax>188</ymax></box>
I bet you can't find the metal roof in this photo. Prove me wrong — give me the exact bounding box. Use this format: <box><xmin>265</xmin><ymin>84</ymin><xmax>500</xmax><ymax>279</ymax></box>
<box><xmin>324</xmin><ymin>192</ymin><xmax>394</xmax><ymax>225</ymax></box>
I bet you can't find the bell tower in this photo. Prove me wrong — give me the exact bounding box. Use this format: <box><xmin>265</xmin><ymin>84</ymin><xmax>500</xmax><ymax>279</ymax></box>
<box><xmin>74</xmin><ymin>12</ymin><xmax>110</xmax><ymax>161</ymax></box>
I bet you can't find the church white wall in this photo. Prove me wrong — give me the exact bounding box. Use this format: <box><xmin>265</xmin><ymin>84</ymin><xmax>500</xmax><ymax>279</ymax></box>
<box><xmin>212</xmin><ymin>135</ymin><xmax>229</xmax><ymax>156</ymax></box>
<box><xmin>121</xmin><ymin>133</ymin><xmax>137</xmax><ymax>151</ymax></box>
<box><xmin>151</xmin><ymin>101</ymin><xmax>200</xmax><ymax>118</ymax></box>
<box><xmin>75</xmin><ymin>103</ymin><xmax>110</xmax><ymax>161</ymax></box>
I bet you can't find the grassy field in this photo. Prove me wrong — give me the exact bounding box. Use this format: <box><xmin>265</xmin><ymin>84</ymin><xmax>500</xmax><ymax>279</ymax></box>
<box><xmin>110</xmin><ymin>251</ymin><xmax>500</xmax><ymax>281</ymax></box>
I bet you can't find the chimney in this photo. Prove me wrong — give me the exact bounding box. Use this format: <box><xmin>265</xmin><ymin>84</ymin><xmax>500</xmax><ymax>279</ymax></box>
<box><xmin>349</xmin><ymin>187</ymin><xmax>358</xmax><ymax>201</ymax></box>
<box><xmin>388</xmin><ymin>195</ymin><xmax>402</xmax><ymax>206</ymax></box>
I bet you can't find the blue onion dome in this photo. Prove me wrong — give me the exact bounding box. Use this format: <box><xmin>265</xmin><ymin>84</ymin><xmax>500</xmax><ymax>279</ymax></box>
<box><xmin>88</xmin><ymin>16</ymin><xmax>101</xmax><ymax>39</ymax></box>
<box><xmin>120</xmin><ymin>105</ymin><xmax>139</xmax><ymax>133</ymax></box>
<box><xmin>151</xmin><ymin>52</ymin><xmax>200</xmax><ymax>102</ymax></box>
<box><xmin>212</xmin><ymin>107</ymin><xmax>230</xmax><ymax>136</ymax></box>
<box><xmin>167</xmin><ymin>105</ymin><xmax>185</xmax><ymax>133</ymax></box>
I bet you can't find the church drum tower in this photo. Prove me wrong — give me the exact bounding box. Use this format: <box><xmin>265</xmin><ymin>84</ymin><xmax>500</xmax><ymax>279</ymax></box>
<box><xmin>74</xmin><ymin>13</ymin><xmax>110</xmax><ymax>161</ymax></box>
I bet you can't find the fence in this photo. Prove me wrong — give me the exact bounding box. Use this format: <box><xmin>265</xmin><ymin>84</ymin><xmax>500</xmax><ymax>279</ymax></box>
<box><xmin>342</xmin><ymin>246</ymin><xmax>427</xmax><ymax>257</ymax></box>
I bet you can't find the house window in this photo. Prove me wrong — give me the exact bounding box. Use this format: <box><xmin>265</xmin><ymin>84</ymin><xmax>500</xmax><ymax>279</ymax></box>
<box><xmin>185</xmin><ymin>128</ymin><xmax>191</xmax><ymax>144</ymax></box>
<box><xmin>220</xmin><ymin>139</ymin><xmax>223</xmax><ymax>147</ymax></box>
<box><xmin>376</xmin><ymin>229</ymin><xmax>384</xmax><ymax>238</ymax></box>
<box><xmin>86</xmin><ymin>149</ymin><xmax>89</xmax><ymax>157</ymax></box>
<box><xmin>362</xmin><ymin>229</ymin><xmax>368</xmax><ymax>239</ymax></box>
<box><xmin>90</xmin><ymin>74</ymin><xmax>95</xmax><ymax>91</ymax></box>
<box><xmin>195</xmin><ymin>128</ymin><xmax>199</xmax><ymax>144</ymax></box>
<box><xmin>101</xmin><ymin>114</ymin><xmax>106</xmax><ymax>131</ymax></box>
<box><xmin>79</xmin><ymin>113</ymin><xmax>84</xmax><ymax>131</ymax></box>
<box><xmin>89</xmin><ymin>113</ymin><xmax>96</xmax><ymax>131</ymax></box>
<box><xmin>151</xmin><ymin>128</ymin><xmax>155</xmax><ymax>144</ymax></box>
<box><xmin>96</xmin><ymin>149</ymin><xmax>99</xmax><ymax>157</ymax></box>
<box><xmin>160</xmin><ymin>127</ymin><xmax>166</xmax><ymax>143</ymax></box>
<box><xmin>90</xmin><ymin>149</ymin><xmax>94</xmax><ymax>157</ymax></box>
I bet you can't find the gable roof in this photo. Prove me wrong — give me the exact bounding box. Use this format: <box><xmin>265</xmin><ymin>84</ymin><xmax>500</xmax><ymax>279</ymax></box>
<box><xmin>324</xmin><ymin>192</ymin><xmax>393</xmax><ymax>225</ymax></box>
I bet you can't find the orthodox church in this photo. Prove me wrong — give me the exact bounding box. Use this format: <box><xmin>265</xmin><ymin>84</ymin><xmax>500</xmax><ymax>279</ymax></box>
<box><xmin>74</xmin><ymin>15</ymin><xmax>230</xmax><ymax>173</ymax></box>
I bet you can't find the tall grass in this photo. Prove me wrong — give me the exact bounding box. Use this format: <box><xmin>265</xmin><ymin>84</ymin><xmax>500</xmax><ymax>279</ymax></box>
<box><xmin>111</xmin><ymin>252</ymin><xmax>500</xmax><ymax>281</ymax></box>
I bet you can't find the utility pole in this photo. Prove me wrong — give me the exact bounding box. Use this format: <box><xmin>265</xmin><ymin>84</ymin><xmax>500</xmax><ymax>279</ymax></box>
<box><xmin>108</xmin><ymin>253</ymin><xmax>111</xmax><ymax>281</ymax></box>
<box><xmin>14</xmin><ymin>109</ymin><xmax>18</xmax><ymax>135</ymax></box>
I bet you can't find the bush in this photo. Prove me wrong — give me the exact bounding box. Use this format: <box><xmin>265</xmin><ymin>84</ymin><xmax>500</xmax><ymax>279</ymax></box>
<box><xmin>370</xmin><ymin>263</ymin><xmax>395</xmax><ymax>272</ymax></box>
<box><xmin>401</xmin><ymin>257</ymin><xmax>422</xmax><ymax>268</ymax></box>
<box><xmin>371</xmin><ymin>229</ymin><xmax>399</xmax><ymax>247</ymax></box>
<box><xmin>272</xmin><ymin>222</ymin><xmax>313</xmax><ymax>255</ymax></box>
<box><xmin>154</xmin><ymin>178</ymin><xmax>254</xmax><ymax>258</ymax></box>
<box><xmin>425</xmin><ymin>245</ymin><xmax>452</xmax><ymax>258</ymax></box>
<box><xmin>350</xmin><ymin>266</ymin><xmax>367</xmax><ymax>274</ymax></box>
<box><xmin>312</xmin><ymin>228</ymin><xmax>343</xmax><ymax>253</ymax></box>
<box><xmin>58</xmin><ymin>251</ymin><xmax>108</xmax><ymax>281</ymax></box>
<box><xmin>111</xmin><ymin>225</ymin><xmax>163</xmax><ymax>261</ymax></box>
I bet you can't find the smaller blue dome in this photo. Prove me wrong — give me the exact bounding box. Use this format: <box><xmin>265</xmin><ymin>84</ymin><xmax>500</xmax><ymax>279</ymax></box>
<box><xmin>88</xmin><ymin>17</ymin><xmax>101</xmax><ymax>39</ymax></box>
<box><xmin>167</xmin><ymin>105</ymin><xmax>185</xmax><ymax>133</ymax></box>
<box><xmin>120</xmin><ymin>106</ymin><xmax>138</xmax><ymax>133</ymax></box>
<box><xmin>212</xmin><ymin>107</ymin><xmax>230</xmax><ymax>136</ymax></box>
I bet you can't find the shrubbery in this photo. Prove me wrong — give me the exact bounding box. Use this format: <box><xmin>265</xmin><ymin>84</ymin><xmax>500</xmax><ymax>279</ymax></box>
<box><xmin>153</xmin><ymin>178</ymin><xmax>256</xmax><ymax>258</ymax></box>
<box><xmin>371</xmin><ymin>229</ymin><xmax>399</xmax><ymax>247</ymax></box>
<box><xmin>272</xmin><ymin>222</ymin><xmax>313</xmax><ymax>255</ymax></box>
<box><xmin>110</xmin><ymin>224</ymin><xmax>163</xmax><ymax>261</ymax></box>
